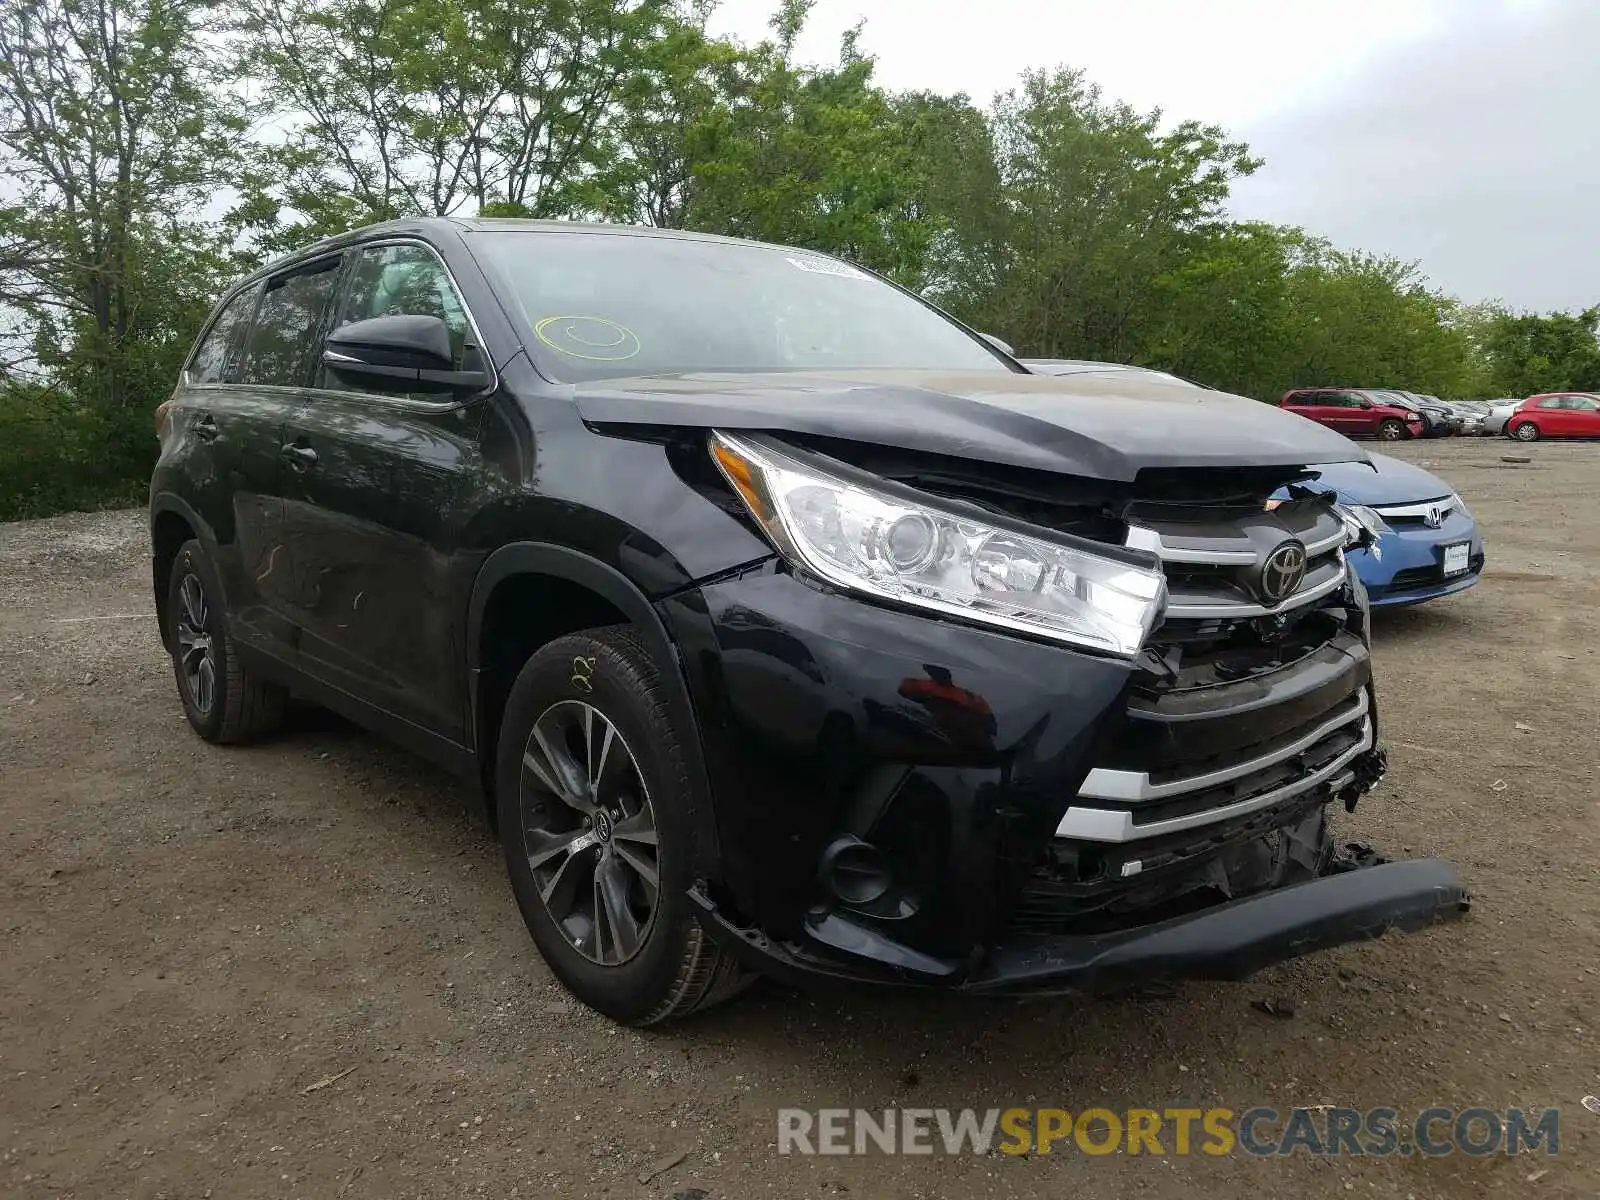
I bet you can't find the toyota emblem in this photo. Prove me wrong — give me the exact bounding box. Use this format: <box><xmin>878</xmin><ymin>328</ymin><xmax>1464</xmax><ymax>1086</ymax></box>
<box><xmin>1257</xmin><ymin>541</ymin><xmax>1308</xmax><ymax>604</ymax></box>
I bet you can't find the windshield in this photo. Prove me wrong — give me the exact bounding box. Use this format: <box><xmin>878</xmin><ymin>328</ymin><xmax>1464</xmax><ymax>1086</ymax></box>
<box><xmin>473</xmin><ymin>230</ymin><xmax>1011</xmax><ymax>382</ymax></box>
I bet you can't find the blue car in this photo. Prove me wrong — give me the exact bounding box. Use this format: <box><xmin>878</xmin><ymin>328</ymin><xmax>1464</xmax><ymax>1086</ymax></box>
<box><xmin>1293</xmin><ymin>453</ymin><xmax>1485</xmax><ymax>607</ymax></box>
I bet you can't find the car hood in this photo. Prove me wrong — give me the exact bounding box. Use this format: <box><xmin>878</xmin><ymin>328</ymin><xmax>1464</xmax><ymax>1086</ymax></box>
<box><xmin>571</xmin><ymin>369</ymin><xmax>1368</xmax><ymax>483</ymax></box>
<box><xmin>1300</xmin><ymin>452</ymin><xmax>1453</xmax><ymax>506</ymax></box>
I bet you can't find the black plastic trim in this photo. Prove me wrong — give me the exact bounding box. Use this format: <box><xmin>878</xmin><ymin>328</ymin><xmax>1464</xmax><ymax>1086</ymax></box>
<box><xmin>463</xmin><ymin>542</ymin><xmax>722</xmax><ymax>878</ymax></box>
<box><xmin>690</xmin><ymin>857</ymin><xmax>1469</xmax><ymax>996</ymax></box>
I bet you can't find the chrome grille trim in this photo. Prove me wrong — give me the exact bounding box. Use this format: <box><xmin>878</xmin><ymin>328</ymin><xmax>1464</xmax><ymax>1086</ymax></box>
<box><xmin>1127</xmin><ymin>509</ymin><xmax>1352</xmax><ymax>620</ymax></box>
<box><xmin>1077</xmin><ymin>690</ymin><xmax>1369</xmax><ymax>803</ymax></box>
<box><xmin>1124</xmin><ymin>525</ymin><xmax>1256</xmax><ymax>565</ymax></box>
<box><xmin>1162</xmin><ymin>556</ymin><xmax>1347</xmax><ymax>619</ymax></box>
<box><xmin>1055</xmin><ymin>716</ymin><xmax>1374</xmax><ymax>843</ymax></box>
<box><xmin>1371</xmin><ymin>498</ymin><xmax>1455</xmax><ymax>521</ymax></box>
<box><xmin>1302</xmin><ymin>527</ymin><xmax>1348</xmax><ymax>556</ymax></box>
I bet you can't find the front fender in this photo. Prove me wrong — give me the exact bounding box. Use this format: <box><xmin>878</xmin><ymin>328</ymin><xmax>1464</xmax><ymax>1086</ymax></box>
<box><xmin>464</xmin><ymin>542</ymin><xmax>731</xmax><ymax>883</ymax></box>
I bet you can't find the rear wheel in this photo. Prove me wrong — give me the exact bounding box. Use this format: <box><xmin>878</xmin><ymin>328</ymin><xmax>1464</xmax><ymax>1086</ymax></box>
<box><xmin>496</xmin><ymin>626</ymin><xmax>749</xmax><ymax>1025</ymax></box>
<box><xmin>165</xmin><ymin>539</ymin><xmax>285</xmax><ymax>742</ymax></box>
<box><xmin>1377</xmin><ymin>419</ymin><xmax>1408</xmax><ymax>441</ymax></box>
<box><xmin>1511</xmin><ymin>420</ymin><xmax>1540</xmax><ymax>442</ymax></box>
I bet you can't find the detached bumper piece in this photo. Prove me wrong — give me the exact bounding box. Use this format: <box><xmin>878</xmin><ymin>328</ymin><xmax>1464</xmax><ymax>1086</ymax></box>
<box><xmin>965</xmin><ymin>857</ymin><xmax>1467</xmax><ymax>996</ymax></box>
<box><xmin>689</xmin><ymin>853</ymin><xmax>1469</xmax><ymax>997</ymax></box>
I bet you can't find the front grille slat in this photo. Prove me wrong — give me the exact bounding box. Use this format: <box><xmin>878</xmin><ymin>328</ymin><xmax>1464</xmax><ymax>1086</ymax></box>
<box><xmin>1080</xmin><ymin>690</ymin><xmax>1368</xmax><ymax>803</ymax></box>
<box><xmin>1057</xmin><ymin>500</ymin><xmax>1366</xmax><ymax>846</ymax></box>
<box><xmin>1056</xmin><ymin>715</ymin><xmax>1372</xmax><ymax>843</ymax></box>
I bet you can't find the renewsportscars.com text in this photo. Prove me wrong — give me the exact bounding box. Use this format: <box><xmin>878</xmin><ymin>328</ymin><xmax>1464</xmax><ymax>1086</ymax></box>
<box><xmin>777</xmin><ymin>1106</ymin><xmax>1560</xmax><ymax>1158</ymax></box>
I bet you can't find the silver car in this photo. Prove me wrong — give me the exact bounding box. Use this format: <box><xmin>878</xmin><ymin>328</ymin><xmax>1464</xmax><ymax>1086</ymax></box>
<box><xmin>1440</xmin><ymin>401</ymin><xmax>1484</xmax><ymax>435</ymax></box>
<box><xmin>1481</xmin><ymin>399</ymin><xmax>1523</xmax><ymax>436</ymax></box>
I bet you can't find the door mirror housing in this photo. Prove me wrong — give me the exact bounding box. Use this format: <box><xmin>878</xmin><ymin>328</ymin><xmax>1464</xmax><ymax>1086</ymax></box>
<box><xmin>323</xmin><ymin>314</ymin><xmax>488</xmax><ymax>396</ymax></box>
<box><xmin>979</xmin><ymin>332</ymin><xmax>1016</xmax><ymax>357</ymax></box>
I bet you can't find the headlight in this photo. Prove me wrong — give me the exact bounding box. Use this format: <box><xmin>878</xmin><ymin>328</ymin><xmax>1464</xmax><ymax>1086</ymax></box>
<box><xmin>709</xmin><ymin>431</ymin><xmax>1167</xmax><ymax>657</ymax></box>
<box><xmin>1448</xmin><ymin>491</ymin><xmax>1472</xmax><ymax>520</ymax></box>
<box><xmin>1335</xmin><ymin>503</ymin><xmax>1392</xmax><ymax>560</ymax></box>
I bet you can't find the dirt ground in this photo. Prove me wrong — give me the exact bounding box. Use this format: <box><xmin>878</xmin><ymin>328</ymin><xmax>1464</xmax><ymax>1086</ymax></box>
<box><xmin>2</xmin><ymin>436</ymin><xmax>1597</xmax><ymax>1200</ymax></box>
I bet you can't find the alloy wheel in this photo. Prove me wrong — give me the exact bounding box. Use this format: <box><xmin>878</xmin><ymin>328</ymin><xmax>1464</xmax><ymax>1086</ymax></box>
<box><xmin>175</xmin><ymin>573</ymin><xmax>217</xmax><ymax>715</ymax></box>
<box><xmin>1513</xmin><ymin>423</ymin><xmax>1538</xmax><ymax>441</ymax></box>
<box><xmin>517</xmin><ymin>700</ymin><xmax>660</xmax><ymax>966</ymax></box>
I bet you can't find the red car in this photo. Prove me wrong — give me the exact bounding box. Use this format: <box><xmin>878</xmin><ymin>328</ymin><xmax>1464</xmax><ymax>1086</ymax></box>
<box><xmin>1278</xmin><ymin>388</ymin><xmax>1426</xmax><ymax>441</ymax></box>
<box><xmin>1506</xmin><ymin>393</ymin><xmax>1600</xmax><ymax>441</ymax></box>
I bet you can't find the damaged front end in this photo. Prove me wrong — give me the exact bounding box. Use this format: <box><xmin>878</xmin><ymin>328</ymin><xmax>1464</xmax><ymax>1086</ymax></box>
<box><xmin>674</xmin><ymin>443</ymin><xmax>1470</xmax><ymax>997</ymax></box>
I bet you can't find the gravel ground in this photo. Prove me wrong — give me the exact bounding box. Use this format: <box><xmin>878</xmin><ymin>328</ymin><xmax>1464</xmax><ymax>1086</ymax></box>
<box><xmin>2</xmin><ymin>437</ymin><xmax>1598</xmax><ymax>1199</ymax></box>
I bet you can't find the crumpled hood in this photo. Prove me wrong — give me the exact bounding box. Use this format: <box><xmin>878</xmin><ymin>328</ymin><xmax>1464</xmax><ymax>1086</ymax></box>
<box><xmin>1303</xmin><ymin>452</ymin><xmax>1454</xmax><ymax>506</ymax></box>
<box><xmin>571</xmin><ymin>368</ymin><xmax>1369</xmax><ymax>483</ymax></box>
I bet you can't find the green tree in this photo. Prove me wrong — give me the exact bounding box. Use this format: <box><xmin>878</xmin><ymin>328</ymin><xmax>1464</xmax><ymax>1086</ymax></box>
<box><xmin>1272</xmin><ymin>237</ymin><xmax>1486</xmax><ymax>398</ymax></box>
<box><xmin>237</xmin><ymin>0</ymin><xmax>672</xmax><ymax>246</ymax></box>
<box><xmin>669</xmin><ymin>7</ymin><xmax>932</xmax><ymax>278</ymax></box>
<box><xmin>971</xmin><ymin>68</ymin><xmax>1261</xmax><ymax>363</ymax></box>
<box><xmin>0</xmin><ymin>0</ymin><xmax>248</xmax><ymax>517</ymax></box>
<box><xmin>0</xmin><ymin>0</ymin><xmax>246</xmax><ymax>403</ymax></box>
<box><xmin>884</xmin><ymin>89</ymin><xmax>1004</xmax><ymax>299</ymax></box>
<box><xmin>1475</xmin><ymin>306</ymin><xmax>1600</xmax><ymax>396</ymax></box>
<box><xmin>597</xmin><ymin>0</ymin><xmax>742</xmax><ymax>229</ymax></box>
<box><xmin>1142</xmin><ymin>221</ymin><xmax>1295</xmax><ymax>396</ymax></box>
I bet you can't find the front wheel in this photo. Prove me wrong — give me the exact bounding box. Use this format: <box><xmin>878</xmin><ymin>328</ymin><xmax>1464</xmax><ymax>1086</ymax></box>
<box><xmin>495</xmin><ymin>626</ymin><xmax>749</xmax><ymax>1025</ymax></box>
<box><xmin>1377</xmin><ymin>419</ymin><xmax>1409</xmax><ymax>441</ymax></box>
<box><xmin>1510</xmin><ymin>421</ymin><xmax>1540</xmax><ymax>442</ymax></box>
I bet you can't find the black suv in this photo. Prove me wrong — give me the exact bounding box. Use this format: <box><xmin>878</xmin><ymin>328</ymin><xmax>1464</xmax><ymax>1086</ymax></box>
<box><xmin>151</xmin><ymin>219</ymin><xmax>1468</xmax><ymax>1024</ymax></box>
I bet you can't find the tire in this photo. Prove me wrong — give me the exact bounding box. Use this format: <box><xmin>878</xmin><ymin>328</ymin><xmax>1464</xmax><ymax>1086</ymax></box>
<box><xmin>1377</xmin><ymin>419</ymin><xmax>1408</xmax><ymax>441</ymax></box>
<box><xmin>1511</xmin><ymin>421</ymin><xmax>1540</xmax><ymax>442</ymax></box>
<box><xmin>166</xmin><ymin>539</ymin><xmax>286</xmax><ymax>743</ymax></box>
<box><xmin>495</xmin><ymin>625</ymin><xmax>749</xmax><ymax>1025</ymax></box>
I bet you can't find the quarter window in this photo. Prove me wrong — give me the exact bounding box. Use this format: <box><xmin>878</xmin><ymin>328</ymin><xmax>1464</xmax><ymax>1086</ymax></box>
<box><xmin>239</xmin><ymin>261</ymin><xmax>342</xmax><ymax>387</ymax></box>
<box><xmin>188</xmin><ymin>287</ymin><xmax>258</xmax><ymax>385</ymax></box>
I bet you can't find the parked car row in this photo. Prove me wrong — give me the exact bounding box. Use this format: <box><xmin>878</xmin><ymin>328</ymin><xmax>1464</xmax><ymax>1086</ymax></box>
<box><xmin>1282</xmin><ymin>387</ymin><xmax>1600</xmax><ymax>441</ymax></box>
<box><xmin>1277</xmin><ymin>388</ymin><xmax>1478</xmax><ymax>439</ymax></box>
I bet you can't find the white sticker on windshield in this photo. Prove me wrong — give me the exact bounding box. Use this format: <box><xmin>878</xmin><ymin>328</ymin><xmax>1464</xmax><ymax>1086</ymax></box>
<box><xmin>786</xmin><ymin>256</ymin><xmax>868</xmax><ymax>280</ymax></box>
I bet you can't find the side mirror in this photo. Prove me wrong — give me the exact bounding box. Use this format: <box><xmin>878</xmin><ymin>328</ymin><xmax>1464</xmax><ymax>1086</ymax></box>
<box><xmin>978</xmin><ymin>332</ymin><xmax>1016</xmax><ymax>357</ymax></box>
<box><xmin>323</xmin><ymin>314</ymin><xmax>488</xmax><ymax>395</ymax></box>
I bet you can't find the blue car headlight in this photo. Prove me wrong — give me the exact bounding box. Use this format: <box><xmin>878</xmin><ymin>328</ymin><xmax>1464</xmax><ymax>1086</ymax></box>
<box><xmin>1336</xmin><ymin>503</ymin><xmax>1393</xmax><ymax>561</ymax></box>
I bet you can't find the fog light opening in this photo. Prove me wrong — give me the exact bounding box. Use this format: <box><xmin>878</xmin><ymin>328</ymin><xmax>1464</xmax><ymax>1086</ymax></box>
<box><xmin>819</xmin><ymin>836</ymin><xmax>893</xmax><ymax>906</ymax></box>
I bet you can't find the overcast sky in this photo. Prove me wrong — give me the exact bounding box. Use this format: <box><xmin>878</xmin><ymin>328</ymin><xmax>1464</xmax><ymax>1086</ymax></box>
<box><xmin>707</xmin><ymin>0</ymin><xmax>1597</xmax><ymax>312</ymax></box>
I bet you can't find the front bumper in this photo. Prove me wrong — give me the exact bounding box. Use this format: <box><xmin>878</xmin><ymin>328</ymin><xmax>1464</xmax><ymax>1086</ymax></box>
<box><xmin>691</xmin><ymin>857</ymin><xmax>1468</xmax><ymax>995</ymax></box>
<box><xmin>660</xmin><ymin>565</ymin><xmax>1467</xmax><ymax>990</ymax></box>
<box><xmin>1350</xmin><ymin>513</ymin><xmax>1485</xmax><ymax>607</ymax></box>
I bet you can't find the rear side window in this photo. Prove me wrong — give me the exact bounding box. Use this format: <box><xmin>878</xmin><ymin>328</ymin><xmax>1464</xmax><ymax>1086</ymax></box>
<box><xmin>239</xmin><ymin>260</ymin><xmax>342</xmax><ymax>387</ymax></box>
<box><xmin>1537</xmin><ymin>397</ymin><xmax>1563</xmax><ymax>409</ymax></box>
<box><xmin>187</xmin><ymin>287</ymin><xmax>258</xmax><ymax>385</ymax></box>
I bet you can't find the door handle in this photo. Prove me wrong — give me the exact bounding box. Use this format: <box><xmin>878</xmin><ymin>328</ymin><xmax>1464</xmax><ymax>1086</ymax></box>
<box><xmin>282</xmin><ymin>442</ymin><xmax>318</xmax><ymax>471</ymax></box>
<box><xmin>193</xmin><ymin>413</ymin><xmax>220</xmax><ymax>442</ymax></box>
